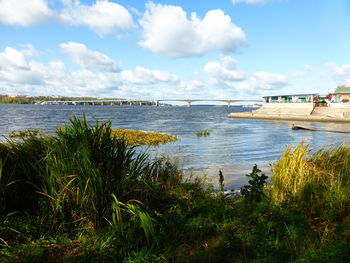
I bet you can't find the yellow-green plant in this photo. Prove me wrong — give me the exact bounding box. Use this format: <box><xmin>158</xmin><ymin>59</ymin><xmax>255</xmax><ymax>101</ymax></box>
<box><xmin>195</xmin><ymin>130</ymin><xmax>210</xmax><ymax>137</ymax></box>
<box><xmin>270</xmin><ymin>143</ymin><xmax>315</xmax><ymax>202</ymax></box>
<box><xmin>270</xmin><ymin>143</ymin><xmax>350</xmax><ymax>219</ymax></box>
<box><xmin>112</xmin><ymin>129</ymin><xmax>179</xmax><ymax>146</ymax></box>
<box><xmin>111</xmin><ymin>194</ymin><xmax>156</xmax><ymax>244</ymax></box>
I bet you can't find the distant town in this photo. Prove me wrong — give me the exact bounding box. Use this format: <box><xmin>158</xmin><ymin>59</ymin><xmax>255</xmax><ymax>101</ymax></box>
<box><xmin>0</xmin><ymin>94</ymin><xmax>157</xmax><ymax>106</ymax></box>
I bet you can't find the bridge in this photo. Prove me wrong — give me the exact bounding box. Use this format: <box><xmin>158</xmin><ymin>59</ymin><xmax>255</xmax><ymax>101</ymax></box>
<box><xmin>40</xmin><ymin>99</ymin><xmax>262</xmax><ymax>107</ymax></box>
<box><xmin>40</xmin><ymin>99</ymin><xmax>155</xmax><ymax>106</ymax></box>
<box><xmin>155</xmin><ymin>99</ymin><xmax>262</xmax><ymax>107</ymax></box>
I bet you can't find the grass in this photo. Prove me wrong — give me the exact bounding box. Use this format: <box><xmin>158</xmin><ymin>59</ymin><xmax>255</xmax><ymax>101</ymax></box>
<box><xmin>195</xmin><ymin>130</ymin><xmax>211</xmax><ymax>137</ymax></box>
<box><xmin>111</xmin><ymin>128</ymin><xmax>179</xmax><ymax>146</ymax></box>
<box><xmin>2</xmin><ymin>118</ymin><xmax>350</xmax><ymax>262</ymax></box>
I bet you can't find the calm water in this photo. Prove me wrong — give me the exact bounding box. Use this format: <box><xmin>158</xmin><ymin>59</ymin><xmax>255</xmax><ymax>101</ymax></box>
<box><xmin>1</xmin><ymin>104</ymin><xmax>350</xmax><ymax>189</ymax></box>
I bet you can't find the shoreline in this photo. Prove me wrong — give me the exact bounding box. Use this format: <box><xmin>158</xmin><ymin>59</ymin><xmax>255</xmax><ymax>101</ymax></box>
<box><xmin>228</xmin><ymin>103</ymin><xmax>350</xmax><ymax>122</ymax></box>
<box><xmin>228</xmin><ymin>112</ymin><xmax>350</xmax><ymax>122</ymax></box>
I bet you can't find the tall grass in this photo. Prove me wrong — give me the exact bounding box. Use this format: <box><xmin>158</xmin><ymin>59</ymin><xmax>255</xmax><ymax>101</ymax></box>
<box><xmin>40</xmin><ymin>116</ymin><xmax>149</xmax><ymax>228</ymax></box>
<box><xmin>0</xmin><ymin>116</ymin><xmax>181</xmax><ymax>233</ymax></box>
<box><xmin>270</xmin><ymin>143</ymin><xmax>350</xmax><ymax>221</ymax></box>
<box><xmin>0</xmin><ymin>134</ymin><xmax>49</xmax><ymax>213</ymax></box>
<box><xmin>4</xmin><ymin>122</ymin><xmax>350</xmax><ymax>262</ymax></box>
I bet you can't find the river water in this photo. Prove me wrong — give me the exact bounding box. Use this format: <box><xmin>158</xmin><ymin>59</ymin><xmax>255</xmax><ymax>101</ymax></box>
<box><xmin>1</xmin><ymin>104</ymin><xmax>350</xmax><ymax>189</ymax></box>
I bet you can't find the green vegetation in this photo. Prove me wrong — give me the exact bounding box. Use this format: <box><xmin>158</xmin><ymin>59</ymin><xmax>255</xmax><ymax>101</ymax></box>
<box><xmin>112</xmin><ymin>129</ymin><xmax>179</xmax><ymax>146</ymax></box>
<box><xmin>195</xmin><ymin>130</ymin><xmax>211</xmax><ymax>137</ymax></box>
<box><xmin>1</xmin><ymin>118</ymin><xmax>350</xmax><ymax>262</ymax></box>
<box><xmin>0</xmin><ymin>96</ymin><xmax>102</xmax><ymax>104</ymax></box>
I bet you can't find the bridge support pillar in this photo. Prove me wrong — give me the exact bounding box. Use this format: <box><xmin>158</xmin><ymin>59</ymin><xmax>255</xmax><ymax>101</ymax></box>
<box><xmin>187</xmin><ymin>102</ymin><xmax>191</xmax><ymax>107</ymax></box>
<box><xmin>227</xmin><ymin>102</ymin><xmax>231</xmax><ymax>107</ymax></box>
<box><xmin>156</xmin><ymin>100</ymin><xmax>159</xmax><ymax>106</ymax></box>
<box><xmin>140</xmin><ymin>101</ymin><xmax>142</xmax><ymax>106</ymax></box>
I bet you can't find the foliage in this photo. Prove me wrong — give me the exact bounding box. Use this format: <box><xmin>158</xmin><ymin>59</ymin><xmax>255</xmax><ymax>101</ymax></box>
<box><xmin>240</xmin><ymin>164</ymin><xmax>268</xmax><ymax>202</ymax></box>
<box><xmin>2</xmin><ymin>122</ymin><xmax>350</xmax><ymax>262</ymax></box>
<box><xmin>9</xmin><ymin>129</ymin><xmax>43</xmax><ymax>138</ymax></box>
<box><xmin>112</xmin><ymin>128</ymin><xmax>179</xmax><ymax>146</ymax></box>
<box><xmin>0</xmin><ymin>96</ymin><xmax>119</xmax><ymax>104</ymax></box>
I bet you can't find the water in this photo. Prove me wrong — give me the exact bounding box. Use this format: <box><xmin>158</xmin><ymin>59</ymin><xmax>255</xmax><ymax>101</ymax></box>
<box><xmin>1</xmin><ymin>104</ymin><xmax>350</xmax><ymax>189</ymax></box>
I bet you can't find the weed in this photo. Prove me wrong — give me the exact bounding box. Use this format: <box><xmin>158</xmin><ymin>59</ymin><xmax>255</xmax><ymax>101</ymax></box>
<box><xmin>241</xmin><ymin>164</ymin><xmax>268</xmax><ymax>202</ymax></box>
<box><xmin>195</xmin><ymin>130</ymin><xmax>210</xmax><ymax>137</ymax></box>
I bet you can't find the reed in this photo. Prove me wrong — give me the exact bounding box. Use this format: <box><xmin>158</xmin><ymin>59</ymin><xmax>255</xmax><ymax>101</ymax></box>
<box><xmin>39</xmin><ymin>116</ymin><xmax>154</xmax><ymax>229</ymax></box>
<box><xmin>270</xmin><ymin>143</ymin><xmax>350</xmax><ymax>222</ymax></box>
<box><xmin>270</xmin><ymin>143</ymin><xmax>314</xmax><ymax>202</ymax></box>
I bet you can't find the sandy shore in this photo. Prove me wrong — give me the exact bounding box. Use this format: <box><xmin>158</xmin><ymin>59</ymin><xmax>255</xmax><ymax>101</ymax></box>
<box><xmin>229</xmin><ymin>103</ymin><xmax>350</xmax><ymax>122</ymax></box>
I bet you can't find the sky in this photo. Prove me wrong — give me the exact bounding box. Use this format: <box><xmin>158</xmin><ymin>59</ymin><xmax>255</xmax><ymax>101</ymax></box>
<box><xmin>0</xmin><ymin>0</ymin><xmax>350</xmax><ymax>100</ymax></box>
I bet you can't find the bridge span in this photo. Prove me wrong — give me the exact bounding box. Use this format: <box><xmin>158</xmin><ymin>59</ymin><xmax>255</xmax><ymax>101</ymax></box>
<box><xmin>41</xmin><ymin>99</ymin><xmax>262</xmax><ymax>107</ymax></box>
<box><xmin>155</xmin><ymin>99</ymin><xmax>262</xmax><ymax>107</ymax></box>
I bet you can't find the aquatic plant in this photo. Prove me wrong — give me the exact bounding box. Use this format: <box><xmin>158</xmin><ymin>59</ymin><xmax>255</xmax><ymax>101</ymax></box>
<box><xmin>112</xmin><ymin>128</ymin><xmax>179</xmax><ymax>146</ymax></box>
<box><xmin>195</xmin><ymin>130</ymin><xmax>211</xmax><ymax>137</ymax></box>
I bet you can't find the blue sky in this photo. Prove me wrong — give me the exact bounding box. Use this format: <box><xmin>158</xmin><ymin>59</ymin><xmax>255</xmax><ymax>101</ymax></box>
<box><xmin>0</xmin><ymin>0</ymin><xmax>349</xmax><ymax>100</ymax></box>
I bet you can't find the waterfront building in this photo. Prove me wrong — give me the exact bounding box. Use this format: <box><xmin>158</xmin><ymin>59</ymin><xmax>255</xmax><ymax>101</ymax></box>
<box><xmin>263</xmin><ymin>94</ymin><xmax>318</xmax><ymax>103</ymax></box>
<box><xmin>332</xmin><ymin>86</ymin><xmax>350</xmax><ymax>103</ymax></box>
<box><xmin>229</xmin><ymin>86</ymin><xmax>350</xmax><ymax>121</ymax></box>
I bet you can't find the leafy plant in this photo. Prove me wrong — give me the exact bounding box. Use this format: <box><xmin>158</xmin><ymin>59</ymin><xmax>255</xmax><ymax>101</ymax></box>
<box><xmin>241</xmin><ymin>164</ymin><xmax>268</xmax><ymax>202</ymax></box>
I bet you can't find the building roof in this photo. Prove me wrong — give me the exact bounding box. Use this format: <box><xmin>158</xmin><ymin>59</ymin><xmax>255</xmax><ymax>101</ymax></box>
<box><xmin>334</xmin><ymin>86</ymin><xmax>350</xmax><ymax>94</ymax></box>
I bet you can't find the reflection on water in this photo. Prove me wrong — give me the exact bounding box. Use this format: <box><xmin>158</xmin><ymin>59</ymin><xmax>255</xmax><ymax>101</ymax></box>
<box><xmin>1</xmin><ymin>104</ymin><xmax>350</xmax><ymax>189</ymax></box>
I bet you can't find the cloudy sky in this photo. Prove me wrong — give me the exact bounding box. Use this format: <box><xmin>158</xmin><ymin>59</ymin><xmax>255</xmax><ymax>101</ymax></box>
<box><xmin>0</xmin><ymin>0</ymin><xmax>350</xmax><ymax>100</ymax></box>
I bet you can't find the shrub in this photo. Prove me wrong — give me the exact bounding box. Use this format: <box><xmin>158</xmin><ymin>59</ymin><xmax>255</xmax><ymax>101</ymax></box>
<box><xmin>241</xmin><ymin>164</ymin><xmax>268</xmax><ymax>202</ymax></box>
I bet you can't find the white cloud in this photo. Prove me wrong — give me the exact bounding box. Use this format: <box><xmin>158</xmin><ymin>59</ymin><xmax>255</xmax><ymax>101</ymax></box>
<box><xmin>0</xmin><ymin>0</ymin><xmax>54</xmax><ymax>26</ymax></box>
<box><xmin>0</xmin><ymin>0</ymin><xmax>134</xmax><ymax>36</ymax></box>
<box><xmin>291</xmin><ymin>64</ymin><xmax>313</xmax><ymax>77</ymax></box>
<box><xmin>204</xmin><ymin>56</ymin><xmax>245</xmax><ymax>81</ymax></box>
<box><xmin>60</xmin><ymin>42</ymin><xmax>120</xmax><ymax>72</ymax></box>
<box><xmin>232</xmin><ymin>0</ymin><xmax>280</xmax><ymax>5</ymax></box>
<box><xmin>0</xmin><ymin>45</ymin><xmax>291</xmax><ymax>100</ymax></box>
<box><xmin>121</xmin><ymin>66</ymin><xmax>179</xmax><ymax>85</ymax></box>
<box><xmin>251</xmin><ymin>72</ymin><xmax>288</xmax><ymax>90</ymax></box>
<box><xmin>0</xmin><ymin>45</ymin><xmax>179</xmax><ymax>98</ymax></box>
<box><xmin>19</xmin><ymin>44</ymin><xmax>40</xmax><ymax>57</ymax></box>
<box><xmin>60</xmin><ymin>0</ymin><xmax>134</xmax><ymax>36</ymax></box>
<box><xmin>138</xmin><ymin>2</ymin><xmax>246</xmax><ymax>57</ymax></box>
<box><xmin>0</xmin><ymin>46</ymin><xmax>122</xmax><ymax>96</ymax></box>
<box><xmin>237</xmin><ymin>71</ymin><xmax>288</xmax><ymax>97</ymax></box>
<box><xmin>327</xmin><ymin>63</ymin><xmax>350</xmax><ymax>85</ymax></box>
<box><xmin>0</xmin><ymin>47</ymin><xmax>29</xmax><ymax>70</ymax></box>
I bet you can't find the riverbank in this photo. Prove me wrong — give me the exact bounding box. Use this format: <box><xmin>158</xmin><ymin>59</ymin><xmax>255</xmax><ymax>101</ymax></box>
<box><xmin>1</xmin><ymin>116</ymin><xmax>350</xmax><ymax>262</ymax></box>
<box><xmin>229</xmin><ymin>103</ymin><xmax>350</xmax><ymax>122</ymax></box>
